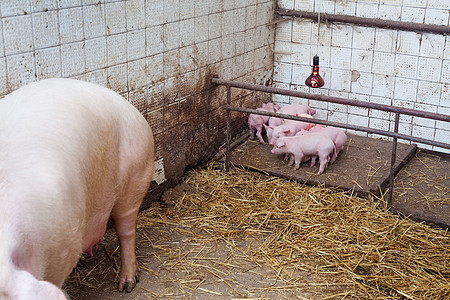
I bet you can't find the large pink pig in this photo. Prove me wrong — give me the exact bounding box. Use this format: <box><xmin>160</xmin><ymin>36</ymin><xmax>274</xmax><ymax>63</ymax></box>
<box><xmin>265</xmin><ymin>103</ymin><xmax>316</xmax><ymax>141</ymax></box>
<box><xmin>266</xmin><ymin>113</ymin><xmax>314</xmax><ymax>146</ymax></box>
<box><xmin>271</xmin><ymin>134</ymin><xmax>336</xmax><ymax>175</ymax></box>
<box><xmin>0</xmin><ymin>78</ymin><xmax>155</xmax><ymax>298</ymax></box>
<box><xmin>297</xmin><ymin>125</ymin><xmax>347</xmax><ymax>163</ymax></box>
<box><xmin>248</xmin><ymin>102</ymin><xmax>280</xmax><ymax>144</ymax></box>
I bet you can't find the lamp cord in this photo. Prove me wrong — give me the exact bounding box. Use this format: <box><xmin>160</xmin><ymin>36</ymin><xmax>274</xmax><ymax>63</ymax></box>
<box><xmin>316</xmin><ymin>0</ymin><xmax>321</xmax><ymax>55</ymax></box>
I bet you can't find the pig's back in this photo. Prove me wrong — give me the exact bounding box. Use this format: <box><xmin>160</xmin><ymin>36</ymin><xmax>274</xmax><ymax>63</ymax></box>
<box><xmin>0</xmin><ymin>78</ymin><xmax>141</xmax><ymax>209</ymax></box>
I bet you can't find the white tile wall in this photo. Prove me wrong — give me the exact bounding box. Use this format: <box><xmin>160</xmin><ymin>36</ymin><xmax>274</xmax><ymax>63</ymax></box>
<box><xmin>379</xmin><ymin>5</ymin><xmax>401</xmax><ymax>21</ymax></box>
<box><xmin>59</xmin><ymin>7</ymin><xmax>84</xmax><ymax>43</ymax></box>
<box><xmin>394</xmin><ymin>54</ymin><xmax>418</xmax><ymax>78</ymax></box>
<box><xmin>275</xmin><ymin>0</ymin><xmax>450</xmax><ymax>153</ymax></box>
<box><xmin>4</xmin><ymin>15</ymin><xmax>33</xmax><ymax>55</ymax></box>
<box><xmin>33</xmin><ymin>10</ymin><xmax>60</xmax><ymax>49</ymax></box>
<box><xmin>36</xmin><ymin>47</ymin><xmax>62</xmax><ymax>79</ymax></box>
<box><xmin>1</xmin><ymin>0</ymin><xmax>31</xmax><ymax>17</ymax></box>
<box><xmin>7</xmin><ymin>53</ymin><xmax>35</xmax><ymax>89</ymax></box>
<box><xmin>61</xmin><ymin>41</ymin><xmax>85</xmax><ymax>77</ymax></box>
<box><xmin>425</xmin><ymin>8</ymin><xmax>449</xmax><ymax>25</ymax></box>
<box><xmin>0</xmin><ymin>0</ymin><xmax>276</xmax><ymax>164</ymax></box>
<box><xmin>0</xmin><ymin>58</ymin><xmax>7</xmax><ymax>94</ymax></box>
<box><xmin>105</xmin><ymin>2</ymin><xmax>126</xmax><ymax>34</ymax></box>
<box><xmin>420</xmin><ymin>34</ymin><xmax>445</xmax><ymax>58</ymax></box>
<box><xmin>83</xmin><ymin>4</ymin><xmax>106</xmax><ymax>39</ymax></box>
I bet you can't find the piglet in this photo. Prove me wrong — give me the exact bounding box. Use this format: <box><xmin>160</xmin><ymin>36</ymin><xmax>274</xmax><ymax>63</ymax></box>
<box><xmin>266</xmin><ymin>115</ymin><xmax>284</xmax><ymax>142</ymax></box>
<box><xmin>248</xmin><ymin>102</ymin><xmax>280</xmax><ymax>144</ymax></box>
<box><xmin>0</xmin><ymin>78</ymin><xmax>155</xmax><ymax>299</ymax></box>
<box><xmin>278</xmin><ymin>103</ymin><xmax>316</xmax><ymax>118</ymax></box>
<box><xmin>266</xmin><ymin>103</ymin><xmax>316</xmax><ymax>141</ymax></box>
<box><xmin>271</xmin><ymin>134</ymin><xmax>336</xmax><ymax>175</ymax></box>
<box><xmin>297</xmin><ymin>125</ymin><xmax>347</xmax><ymax>163</ymax></box>
<box><xmin>266</xmin><ymin>113</ymin><xmax>314</xmax><ymax>146</ymax></box>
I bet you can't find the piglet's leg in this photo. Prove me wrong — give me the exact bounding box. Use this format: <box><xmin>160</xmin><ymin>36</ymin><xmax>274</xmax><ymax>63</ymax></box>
<box><xmin>310</xmin><ymin>156</ymin><xmax>317</xmax><ymax>167</ymax></box>
<box><xmin>287</xmin><ymin>154</ymin><xmax>295</xmax><ymax>166</ymax></box>
<box><xmin>293</xmin><ymin>155</ymin><xmax>303</xmax><ymax>170</ymax></box>
<box><xmin>256</xmin><ymin>128</ymin><xmax>265</xmax><ymax>144</ymax></box>
<box><xmin>317</xmin><ymin>155</ymin><xmax>330</xmax><ymax>175</ymax></box>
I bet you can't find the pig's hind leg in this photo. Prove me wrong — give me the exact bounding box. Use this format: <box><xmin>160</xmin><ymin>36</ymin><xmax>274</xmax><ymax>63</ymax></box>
<box><xmin>286</xmin><ymin>153</ymin><xmax>294</xmax><ymax>165</ymax></box>
<box><xmin>249</xmin><ymin>127</ymin><xmax>255</xmax><ymax>140</ymax></box>
<box><xmin>317</xmin><ymin>153</ymin><xmax>330</xmax><ymax>175</ymax></box>
<box><xmin>110</xmin><ymin>205</ymin><xmax>140</xmax><ymax>292</ymax></box>
<box><xmin>310</xmin><ymin>156</ymin><xmax>317</xmax><ymax>167</ymax></box>
<box><xmin>110</xmin><ymin>166</ymin><xmax>154</xmax><ymax>292</ymax></box>
<box><xmin>255</xmin><ymin>125</ymin><xmax>265</xmax><ymax>144</ymax></box>
<box><xmin>293</xmin><ymin>154</ymin><xmax>304</xmax><ymax>170</ymax></box>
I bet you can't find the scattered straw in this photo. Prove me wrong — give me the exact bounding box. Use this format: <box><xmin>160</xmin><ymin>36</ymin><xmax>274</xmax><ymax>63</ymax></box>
<box><xmin>394</xmin><ymin>152</ymin><xmax>449</xmax><ymax>207</ymax></box>
<box><xmin>66</xmin><ymin>160</ymin><xmax>449</xmax><ymax>299</ymax></box>
<box><xmin>159</xmin><ymin>162</ymin><xmax>449</xmax><ymax>299</ymax></box>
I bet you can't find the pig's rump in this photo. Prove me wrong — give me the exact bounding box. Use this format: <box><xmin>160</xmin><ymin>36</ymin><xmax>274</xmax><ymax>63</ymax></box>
<box><xmin>0</xmin><ymin>78</ymin><xmax>154</xmax><ymax>290</ymax></box>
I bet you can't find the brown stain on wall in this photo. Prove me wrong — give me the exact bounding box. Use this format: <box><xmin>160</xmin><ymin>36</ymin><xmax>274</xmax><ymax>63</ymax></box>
<box><xmin>142</xmin><ymin>65</ymin><xmax>273</xmax><ymax>208</ymax></box>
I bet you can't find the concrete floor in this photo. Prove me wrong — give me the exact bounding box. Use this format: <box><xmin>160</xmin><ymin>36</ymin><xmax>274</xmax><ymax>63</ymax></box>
<box><xmin>227</xmin><ymin>134</ymin><xmax>448</xmax><ymax>228</ymax></box>
<box><xmin>227</xmin><ymin>134</ymin><xmax>416</xmax><ymax>198</ymax></box>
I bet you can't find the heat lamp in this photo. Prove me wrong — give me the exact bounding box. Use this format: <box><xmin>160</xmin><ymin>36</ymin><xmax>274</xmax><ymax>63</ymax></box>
<box><xmin>305</xmin><ymin>55</ymin><xmax>324</xmax><ymax>88</ymax></box>
<box><xmin>305</xmin><ymin>0</ymin><xmax>324</xmax><ymax>88</ymax></box>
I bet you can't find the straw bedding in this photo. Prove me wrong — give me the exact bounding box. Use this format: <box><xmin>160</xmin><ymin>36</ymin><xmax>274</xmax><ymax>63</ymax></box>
<box><xmin>68</xmin><ymin>162</ymin><xmax>449</xmax><ymax>299</ymax></box>
<box><xmin>145</xmin><ymin>162</ymin><xmax>449</xmax><ymax>299</ymax></box>
<box><xmin>394</xmin><ymin>153</ymin><xmax>449</xmax><ymax>207</ymax></box>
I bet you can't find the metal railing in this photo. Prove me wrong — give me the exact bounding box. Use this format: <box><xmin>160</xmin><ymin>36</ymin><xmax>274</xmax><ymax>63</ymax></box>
<box><xmin>212</xmin><ymin>77</ymin><xmax>450</xmax><ymax>205</ymax></box>
<box><xmin>275</xmin><ymin>8</ymin><xmax>450</xmax><ymax>35</ymax></box>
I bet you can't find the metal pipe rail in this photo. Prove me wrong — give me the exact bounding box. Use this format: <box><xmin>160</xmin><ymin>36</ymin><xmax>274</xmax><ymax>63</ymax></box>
<box><xmin>221</xmin><ymin>104</ymin><xmax>450</xmax><ymax>150</ymax></box>
<box><xmin>212</xmin><ymin>77</ymin><xmax>450</xmax><ymax>207</ymax></box>
<box><xmin>275</xmin><ymin>8</ymin><xmax>450</xmax><ymax>36</ymax></box>
<box><xmin>213</xmin><ymin>78</ymin><xmax>450</xmax><ymax>123</ymax></box>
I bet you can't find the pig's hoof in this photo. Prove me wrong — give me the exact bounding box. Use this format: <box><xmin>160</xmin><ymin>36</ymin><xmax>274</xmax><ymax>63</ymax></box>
<box><xmin>63</xmin><ymin>290</ymin><xmax>71</xmax><ymax>300</ymax></box>
<box><xmin>118</xmin><ymin>274</ymin><xmax>139</xmax><ymax>293</ymax></box>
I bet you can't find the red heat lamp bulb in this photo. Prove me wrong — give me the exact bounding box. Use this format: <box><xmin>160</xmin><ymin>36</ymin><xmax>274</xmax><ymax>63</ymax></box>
<box><xmin>305</xmin><ymin>55</ymin><xmax>324</xmax><ymax>88</ymax></box>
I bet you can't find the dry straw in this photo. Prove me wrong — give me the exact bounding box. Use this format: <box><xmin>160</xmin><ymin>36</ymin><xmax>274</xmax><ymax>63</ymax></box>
<box><xmin>66</xmin><ymin>161</ymin><xmax>449</xmax><ymax>299</ymax></box>
<box><xmin>159</xmin><ymin>162</ymin><xmax>449</xmax><ymax>299</ymax></box>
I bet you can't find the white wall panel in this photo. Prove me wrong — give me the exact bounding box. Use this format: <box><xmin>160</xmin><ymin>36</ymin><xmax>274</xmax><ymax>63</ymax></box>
<box><xmin>275</xmin><ymin>0</ymin><xmax>450</xmax><ymax>153</ymax></box>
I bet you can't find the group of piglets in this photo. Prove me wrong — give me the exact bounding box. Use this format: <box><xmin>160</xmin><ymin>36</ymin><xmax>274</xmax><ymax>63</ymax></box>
<box><xmin>248</xmin><ymin>103</ymin><xmax>347</xmax><ymax>175</ymax></box>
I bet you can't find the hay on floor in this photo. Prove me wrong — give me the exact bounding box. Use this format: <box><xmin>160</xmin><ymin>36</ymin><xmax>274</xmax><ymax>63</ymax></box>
<box><xmin>151</xmin><ymin>162</ymin><xmax>449</xmax><ymax>299</ymax></box>
<box><xmin>66</xmin><ymin>161</ymin><xmax>449</xmax><ymax>299</ymax></box>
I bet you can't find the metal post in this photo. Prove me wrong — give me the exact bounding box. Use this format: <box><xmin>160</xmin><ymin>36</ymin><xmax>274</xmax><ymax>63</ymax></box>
<box><xmin>225</xmin><ymin>86</ymin><xmax>231</xmax><ymax>172</ymax></box>
<box><xmin>388</xmin><ymin>113</ymin><xmax>400</xmax><ymax>207</ymax></box>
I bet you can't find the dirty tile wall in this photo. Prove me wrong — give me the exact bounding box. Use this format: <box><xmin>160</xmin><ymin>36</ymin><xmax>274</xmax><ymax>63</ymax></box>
<box><xmin>274</xmin><ymin>0</ymin><xmax>450</xmax><ymax>153</ymax></box>
<box><xmin>0</xmin><ymin>0</ymin><xmax>275</xmax><ymax>195</ymax></box>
